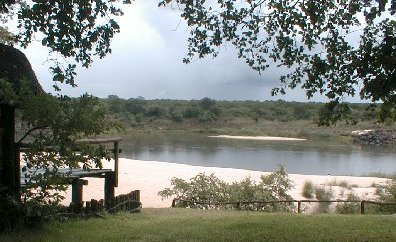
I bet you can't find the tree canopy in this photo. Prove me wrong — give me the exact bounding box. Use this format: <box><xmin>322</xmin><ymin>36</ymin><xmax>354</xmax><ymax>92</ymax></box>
<box><xmin>159</xmin><ymin>0</ymin><xmax>396</xmax><ymax>123</ymax></box>
<box><xmin>1</xmin><ymin>0</ymin><xmax>132</xmax><ymax>88</ymax></box>
<box><xmin>2</xmin><ymin>1</ymin><xmax>395</xmax><ymax>121</ymax></box>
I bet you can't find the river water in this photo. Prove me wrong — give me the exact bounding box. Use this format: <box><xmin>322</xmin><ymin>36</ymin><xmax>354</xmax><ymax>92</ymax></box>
<box><xmin>119</xmin><ymin>133</ymin><xmax>396</xmax><ymax>176</ymax></box>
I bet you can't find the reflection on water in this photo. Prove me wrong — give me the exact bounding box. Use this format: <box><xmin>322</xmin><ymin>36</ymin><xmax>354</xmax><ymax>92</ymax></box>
<box><xmin>120</xmin><ymin>133</ymin><xmax>396</xmax><ymax>176</ymax></box>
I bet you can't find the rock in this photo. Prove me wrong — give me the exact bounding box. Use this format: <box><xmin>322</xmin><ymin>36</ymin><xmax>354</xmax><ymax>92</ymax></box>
<box><xmin>351</xmin><ymin>129</ymin><xmax>396</xmax><ymax>145</ymax></box>
<box><xmin>0</xmin><ymin>43</ymin><xmax>43</xmax><ymax>96</ymax></box>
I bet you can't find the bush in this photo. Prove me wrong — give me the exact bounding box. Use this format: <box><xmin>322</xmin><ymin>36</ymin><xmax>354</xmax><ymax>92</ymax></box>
<box><xmin>375</xmin><ymin>179</ymin><xmax>396</xmax><ymax>213</ymax></box>
<box><xmin>158</xmin><ymin>173</ymin><xmax>228</xmax><ymax>209</ymax></box>
<box><xmin>170</xmin><ymin>111</ymin><xmax>183</xmax><ymax>122</ymax></box>
<box><xmin>0</xmin><ymin>197</ymin><xmax>58</xmax><ymax>232</ymax></box>
<box><xmin>146</xmin><ymin>106</ymin><xmax>167</xmax><ymax>118</ymax></box>
<box><xmin>336</xmin><ymin>193</ymin><xmax>360</xmax><ymax>214</ymax></box>
<box><xmin>302</xmin><ymin>181</ymin><xmax>315</xmax><ymax>198</ymax></box>
<box><xmin>183</xmin><ymin>107</ymin><xmax>202</xmax><ymax>119</ymax></box>
<box><xmin>315</xmin><ymin>186</ymin><xmax>334</xmax><ymax>213</ymax></box>
<box><xmin>158</xmin><ymin>166</ymin><xmax>294</xmax><ymax>212</ymax></box>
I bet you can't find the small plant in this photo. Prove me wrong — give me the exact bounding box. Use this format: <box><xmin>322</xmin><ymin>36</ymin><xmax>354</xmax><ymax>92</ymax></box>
<box><xmin>338</xmin><ymin>180</ymin><xmax>350</xmax><ymax>189</ymax></box>
<box><xmin>302</xmin><ymin>181</ymin><xmax>315</xmax><ymax>198</ymax></box>
<box><xmin>374</xmin><ymin>179</ymin><xmax>396</xmax><ymax>213</ymax></box>
<box><xmin>336</xmin><ymin>193</ymin><xmax>360</xmax><ymax>214</ymax></box>
<box><xmin>327</xmin><ymin>179</ymin><xmax>357</xmax><ymax>190</ymax></box>
<box><xmin>315</xmin><ymin>186</ymin><xmax>334</xmax><ymax>213</ymax></box>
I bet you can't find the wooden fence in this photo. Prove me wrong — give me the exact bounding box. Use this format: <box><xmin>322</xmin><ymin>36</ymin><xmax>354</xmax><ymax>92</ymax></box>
<box><xmin>171</xmin><ymin>198</ymin><xmax>396</xmax><ymax>214</ymax></box>
<box><xmin>71</xmin><ymin>190</ymin><xmax>141</xmax><ymax>214</ymax></box>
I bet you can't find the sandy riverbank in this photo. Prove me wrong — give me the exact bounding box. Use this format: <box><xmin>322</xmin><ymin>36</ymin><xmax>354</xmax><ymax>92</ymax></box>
<box><xmin>62</xmin><ymin>158</ymin><xmax>388</xmax><ymax>208</ymax></box>
<box><xmin>208</xmin><ymin>135</ymin><xmax>307</xmax><ymax>141</ymax></box>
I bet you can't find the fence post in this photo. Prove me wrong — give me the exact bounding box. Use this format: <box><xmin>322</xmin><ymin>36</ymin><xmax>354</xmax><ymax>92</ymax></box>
<box><xmin>104</xmin><ymin>172</ymin><xmax>116</xmax><ymax>210</ymax></box>
<box><xmin>113</xmin><ymin>141</ymin><xmax>119</xmax><ymax>187</ymax></box>
<box><xmin>135</xmin><ymin>190</ymin><xmax>141</xmax><ymax>202</ymax></box>
<box><xmin>298</xmin><ymin>201</ymin><xmax>301</xmax><ymax>214</ymax></box>
<box><xmin>361</xmin><ymin>201</ymin><xmax>365</xmax><ymax>214</ymax></box>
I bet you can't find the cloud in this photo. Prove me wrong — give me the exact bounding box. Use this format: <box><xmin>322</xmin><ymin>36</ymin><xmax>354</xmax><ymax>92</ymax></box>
<box><xmin>20</xmin><ymin>0</ymin><xmax>363</xmax><ymax>102</ymax></box>
<box><xmin>112</xmin><ymin>3</ymin><xmax>166</xmax><ymax>53</ymax></box>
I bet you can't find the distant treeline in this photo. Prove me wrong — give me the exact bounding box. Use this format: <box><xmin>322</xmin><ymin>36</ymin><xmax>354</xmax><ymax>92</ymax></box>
<box><xmin>101</xmin><ymin>95</ymin><xmax>379</xmax><ymax>128</ymax></box>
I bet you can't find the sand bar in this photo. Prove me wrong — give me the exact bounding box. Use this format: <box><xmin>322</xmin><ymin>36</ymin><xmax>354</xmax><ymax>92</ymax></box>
<box><xmin>62</xmin><ymin>158</ymin><xmax>388</xmax><ymax>208</ymax></box>
<box><xmin>209</xmin><ymin>135</ymin><xmax>307</xmax><ymax>141</ymax></box>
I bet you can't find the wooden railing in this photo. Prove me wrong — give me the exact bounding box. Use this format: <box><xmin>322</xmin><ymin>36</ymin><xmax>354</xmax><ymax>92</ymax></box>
<box><xmin>19</xmin><ymin>137</ymin><xmax>123</xmax><ymax>211</ymax></box>
<box><xmin>171</xmin><ymin>198</ymin><xmax>396</xmax><ymax>214</ymax></box>
<box><xmin>72</xmin><ymin>190</ymin><xmax>141</xmax><ymax>214</ymax></box>
<box><xmin>75</xmin><ymin>137</ymin><xmax>122</xmax><ymax>187</ymax></box>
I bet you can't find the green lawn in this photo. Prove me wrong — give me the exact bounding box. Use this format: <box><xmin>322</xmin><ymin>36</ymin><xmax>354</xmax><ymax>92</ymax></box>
<box><xmin>2</xmin><ymin>208</ymin><xmax>396</xmax><ymax>242</ymax></box>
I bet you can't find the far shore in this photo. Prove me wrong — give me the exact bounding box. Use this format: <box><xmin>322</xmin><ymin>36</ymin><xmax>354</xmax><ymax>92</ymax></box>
<box><xmin>208</xmin><ymin>135</ymin><xmax>307</xmax><ymax>141</ymax></box>
<box><xmin>63</xmin><ymin>159</ymin><xmax>387</xmax><ymax>208</ymax></box>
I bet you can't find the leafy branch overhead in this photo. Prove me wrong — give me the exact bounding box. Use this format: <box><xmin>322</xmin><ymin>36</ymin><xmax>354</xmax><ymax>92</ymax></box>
<box><xmin>160</xmin><ymin>0</ymin><xmax>396</xmax><ymax>123</ymax></box>
<box><xmin>1</xmin><ymin>0</ymin><xmax>133</xmax><ymax>87</ymax></box>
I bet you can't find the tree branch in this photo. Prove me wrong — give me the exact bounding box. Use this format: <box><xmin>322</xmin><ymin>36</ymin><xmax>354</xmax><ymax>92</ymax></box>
<box><xmin>16</xmin><ymin>125</ymin><xmax>48</xmax><ymax>146</ymax></box>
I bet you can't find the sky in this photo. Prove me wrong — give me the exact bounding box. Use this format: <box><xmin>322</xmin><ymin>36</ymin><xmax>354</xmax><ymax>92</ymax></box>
<box><xmin>22</xmin><ymin>0</ymin><xmax>360</xmax><ymax>102</ymax></box>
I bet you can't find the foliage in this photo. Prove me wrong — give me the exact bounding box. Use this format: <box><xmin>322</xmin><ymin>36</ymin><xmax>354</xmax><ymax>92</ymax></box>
<box><xmin>160</xmin><ymin>0</ymin><xmax>396</xmax><ymax>123</ymax></box>
<box><xmin>19</xmin><ymin>93</ymin><xmax>115</xmax><ymax>205</ymax></box>
<box><xmin>314</xmin><ymin>186</ymin><xmax>334</xmax><ymax>213</ymax></box>
<box><xmin>158</xmin><ymin>166</ymin><xmax>294</xmax><ymax>212</ymax></box>
<box><xmin>375</xmin><ymin>178</ymin><xmax>396</xmax><ymax>213</ymax></box>
<box><xmin>158</xmin><ymin>173</ymin><xmax>229</xmax><ymax>208</ymax></box>
<box><xmin>1</xmin><ymin>81</ymin><xmax>116</xmax><ymax>207</ymax></box>
<box><xmin>0</xmin><ymin>196</ymin><xmax>61</xmax><ymax>232</ymax></box>
<box><xmin>101</xmin><ymin>96</ymin><xmax>389</xmax><ymax>131</ymax></box>
<box><xmin>199</xmin><ymin>97</ymin><xmax>216</xmax><ymax>110</ymax></box>
<box><xmin>1</xmin><ymin>0</ymin><xmax>133</xmax><ymax>86</ymax></box>
<box><xmin>0</xmin><ymin>26</ymin><xmax>14</xmax><ymax>44</ymax></box>
<box><xmin>301</xmin><ymin>181</ymin><xmax>314</xmax><ymax>199</ymax></box>
<box><xmin>260</xmin><ymin>165</ymin><xmax>293</xmax><ymax>201</ymax></box>
<box><xmin>125</xmin><ymin>97</ymin><xmax>147</xmax><ymax>115</ymax></box>
<box><xmin>375</xmin><ymin>179</ymin><xmax>396</xmax><ymax>202</ymax></box>
<box><xmin>335</xmin><ymin>193</ymin><xmax>360</xmax><ymax>214</ymax></box>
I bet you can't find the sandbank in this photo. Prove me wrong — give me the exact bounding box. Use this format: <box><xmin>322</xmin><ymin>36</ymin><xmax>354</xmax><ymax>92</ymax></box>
<box><xmin>62</xmin><ymin>158</ymin><xmax>387</xmax><ymax>208</ymax></box>
<box><xmin>209</xmin><ymin>135</ymin><xmax>307</xmax><ymax>141</ymax></box>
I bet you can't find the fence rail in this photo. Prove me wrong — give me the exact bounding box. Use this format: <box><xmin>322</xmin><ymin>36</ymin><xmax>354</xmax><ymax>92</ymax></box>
<box><xmin>172</xmin><ymin>198</ymin><xmax>396</xmax><ymax>214</ymax></box>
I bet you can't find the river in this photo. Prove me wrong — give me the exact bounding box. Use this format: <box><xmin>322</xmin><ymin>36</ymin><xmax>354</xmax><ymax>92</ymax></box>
<box><xmin>119</xmin><ymin>133</ymin><xmax>396</xmax><ymax>176</ymax></box>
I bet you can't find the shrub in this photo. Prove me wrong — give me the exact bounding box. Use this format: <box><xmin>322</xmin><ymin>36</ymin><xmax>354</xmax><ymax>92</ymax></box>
<box><xmin>336</xmin><ymin>193</ymin><xmax>360</xmax><ymax>214</ymax></box>
<box><xmin>374</xmin><ymin>179</ymin><xmax>396</xmax><ymax>213</ymax></box>
<box><xmin>158</xmin><ymin>174</ymin><xmax>229</xmax><ymax>209</ymax></box>
<box><xmin>170</xmin><ymin>111</ymin><xmax>183</xmax><ymax>122</ymax></box>
<box><xmin>315</xmin><ymin>186</ymin><xmax>334</xmax><ymax>213</ymax></box>
<box><xmin>302</xmin><ymin>181</ymin><xmax>315</xmax><ymax>198</ymax></box>
<box><xmin>183</xmin><ymin>107</ymin><xmax>202</xmax><ymax>119</ymax></box>
<box><xmin>158</xmin><ymin>166</ymin><xmax>294</xmax><ymax>212</ymax></box>
<box><xmin>0</xmin><ymin>197</ymin><xmax>59</xmax><ymax>232</ymax></box>
<box><xmin>199</xmin><ymin>97</ymin><xmax>216</xmax><ymax>110</ymax></box>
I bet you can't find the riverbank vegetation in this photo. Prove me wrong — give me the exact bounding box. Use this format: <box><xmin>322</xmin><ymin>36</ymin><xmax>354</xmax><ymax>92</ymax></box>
<box><xmin>158</xmin><ymin>166</ymin><xmax>294</xmax><ymax>212</ymax></box>
<box><xmin>2</xmin><ymin>208</ymin><xmax>396</xmax><ymax>242</ymax></box>
<box><xmin>101</xmin><ymin>96</ymin><xmax>394</xmax><ymax>139</ymax></box>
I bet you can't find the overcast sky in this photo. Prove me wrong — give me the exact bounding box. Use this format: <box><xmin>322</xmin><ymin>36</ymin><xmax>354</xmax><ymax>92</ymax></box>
<box><xmin>22</xmin><ymin>0</ymin><xmax>361</xmax><ymax>102</ymax></box>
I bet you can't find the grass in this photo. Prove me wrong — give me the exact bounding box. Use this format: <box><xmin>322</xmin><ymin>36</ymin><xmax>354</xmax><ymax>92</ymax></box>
<box><xmin>106</xmin><ymin>119</ymin><xmax>384</xmax><ymax>141</ymax></box>
<box><xmin>326</xmin><ymin>179</ymin><xmax>359</xmax><ymax>190</ymax></box>
<box><xmin>2</xmin><ymin>208</ymin><xmax>396</xmax><ymax>242</ymax></box>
